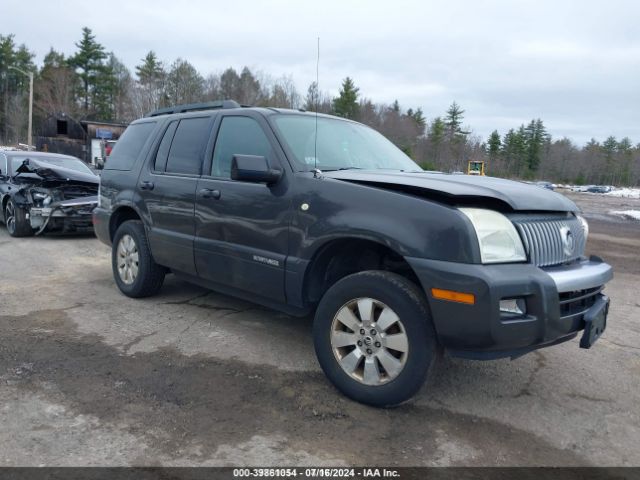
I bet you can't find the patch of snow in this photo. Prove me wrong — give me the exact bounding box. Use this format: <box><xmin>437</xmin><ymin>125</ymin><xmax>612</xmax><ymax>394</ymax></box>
<box><xmin>610</xmin><ymin>210</ymin><xmax>640</xmax><ymax>221</ymax></box>
<box><xmin>606</xmin><ymin>188</ymin><xmax>640</xmax><ymax>199</ymax></box>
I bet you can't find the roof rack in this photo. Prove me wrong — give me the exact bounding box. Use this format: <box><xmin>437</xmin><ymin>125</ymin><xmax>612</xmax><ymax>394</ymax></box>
<box><xmin>146</xmin><ymin>100</ymin><xmax>242</xmax><ymax>117</ymax></box>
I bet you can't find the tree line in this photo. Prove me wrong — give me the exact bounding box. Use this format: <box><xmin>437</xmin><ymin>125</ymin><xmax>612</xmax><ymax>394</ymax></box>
<box><xmin>1</xmin><ymin>28</ymin><xmax>638</xmax><ymax>186</ymax></box>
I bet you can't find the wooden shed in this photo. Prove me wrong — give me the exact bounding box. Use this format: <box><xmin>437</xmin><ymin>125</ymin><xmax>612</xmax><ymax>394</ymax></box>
<box><xmin>36</xmin><ymin>114</ymin><xmax>128</xmax><ymax>165</ymax></box>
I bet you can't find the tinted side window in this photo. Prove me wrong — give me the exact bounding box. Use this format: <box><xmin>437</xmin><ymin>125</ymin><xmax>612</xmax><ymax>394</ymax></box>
<box><xmin>105</xmin><ymin>122</ymin><xmax>156</xmax><ymax>171</ymax></box>
<box><xmin>154</xmin><ymin>121</ymin><xmax>178</xmax><ymax>172</ymax></box>
<box><xmin>165</xmin><ymin>117</ymin><xmax>211</xmax><ymax>175</ymax></box>
<box><xmin>0</xmin><ymin>154</ymin><xmax>6</xmax><ymax>176</ymax></box>
<box><xmin>212</xmin><ymin>117</ymin><xmax>273</xmax><ymax>177</ymax></box>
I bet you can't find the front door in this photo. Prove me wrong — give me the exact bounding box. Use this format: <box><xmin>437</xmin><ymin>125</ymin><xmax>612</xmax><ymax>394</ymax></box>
<box><xmin>194</xmin><ymin>114</ymin><xmax>291</xmax><ymax>302</ymax></box>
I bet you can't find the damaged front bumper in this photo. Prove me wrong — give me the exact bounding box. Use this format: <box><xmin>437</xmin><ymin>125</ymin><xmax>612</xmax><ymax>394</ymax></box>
<box><xmin>405</xmin><ymin>255</ymin><xmax>613</xmax><ymax>359</ymax></box>
<box><xmin>28</xmin><ymin>196</ymin><xmax>98</xmax><ymax>234</ymax></box>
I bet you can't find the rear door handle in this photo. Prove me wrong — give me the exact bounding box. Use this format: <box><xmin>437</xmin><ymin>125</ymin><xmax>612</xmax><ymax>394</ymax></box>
<box><xmin>139</xmin><ymin>181</ymin><xmax>154</xmax><ymax>191</ymax></box>
<box><xmin>200</xmin><ymin>188</ymin><xmax>221</xmax><ymax>199</ymax></box>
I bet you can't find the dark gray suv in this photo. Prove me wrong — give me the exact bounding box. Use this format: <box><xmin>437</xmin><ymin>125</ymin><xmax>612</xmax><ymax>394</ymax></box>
<box><xmin>93</xmin><ymin>100</ymin><xmax>613</xmax><ymax>406</ymax></box>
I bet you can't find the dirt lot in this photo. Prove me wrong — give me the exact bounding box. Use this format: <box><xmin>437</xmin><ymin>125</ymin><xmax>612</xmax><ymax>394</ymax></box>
<box><xmin>0</xmin><ymin>192</ymin><xmax>638</xmax><ymax>467</ymax></box>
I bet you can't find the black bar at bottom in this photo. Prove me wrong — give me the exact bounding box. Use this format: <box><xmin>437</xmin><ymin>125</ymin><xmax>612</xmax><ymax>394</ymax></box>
<box><xmin>0</xmin><ymin>467</ymin><xmax>638</xmax><ymax>480</ymax></box>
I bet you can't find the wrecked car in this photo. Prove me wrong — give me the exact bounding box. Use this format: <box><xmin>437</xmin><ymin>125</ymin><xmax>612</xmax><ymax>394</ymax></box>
<box><xmin>0</xmin><ymin>150</ymin><xmax>98</xmax><ymax>237</ymax></box>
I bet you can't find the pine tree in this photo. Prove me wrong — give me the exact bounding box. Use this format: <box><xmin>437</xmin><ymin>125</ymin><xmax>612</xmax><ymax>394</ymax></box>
<box><xmin>602</xmin><ymin>136</ymin><xmax>618</xmax><ymax>184</ymax></box>
<box><xmin>165</xmin><ymin>58</ymin><xmax>204</xmax><ymax>105</ymax></box>
<box><xmin>502</xmin><ymin>128</ymin><xmax>527</xmax><ymax>176</ymax></box>
<box><xmin>445</xmin><ymin>101</ymin><xmax>468</xmax><ymax>138</ymax></box>
<box><xmin>487</xmin><ymin>130</ymin><xmax>501</xmax><ymax>160</ymax></box>
<box><xmin>617</xmin><ymin>137</ymin><xmax>633</xmax><ymax>185</ymax></box>
<box><xmin>427</xmin><ymin>117</ymin><xmax>446</xmax><ymax>165</ymax></box>
<box><xmin>1</xmin><ymin>34</ymin><xmax>19</xmax><ymax>142</ymax></box>
<box><xmin>412</xmin><ymin>108</ymin><xmax>426</xmax><ymax>130</ymax></box>
<box><xmin>134</xmin><ymin>51</ymin><xmax>166</xmax><ymax>113</ymax></box>
<box><xmin>93</xmin><ymin>57</ymin><xmax>116</xmax><ymax>120</ymax></box>
<box><xmin>0</xmin><ymin>34</ymin><xmax>35</xmax><ymax>143</ymax></box>
<box><xmin>68</xmin><ymin>27</ymin><xmax>107</xmax><ymax>115</ymax></box>
<box><xmin>136</xmin><ymin>51</ymin><xmax>164</xmax><ymax>85</ymax></box>
<box><xmin>523</xmin><ymin>118</ymin><xmax>549</xmax><ymax>173</ymax></box>
<box><xmin>42</xmin><ymin>48</ymin><xmax>66</xmax><ymax>68</ymax></box>
<box><xmin>444</xmin><ymin>101</ymin><xmax>469</xmax><ymax>168</ymax></box>
<box><xmin>332</xmin><ymin>77</ymin><xmax>359</xmax><ymax>119</ymax></box>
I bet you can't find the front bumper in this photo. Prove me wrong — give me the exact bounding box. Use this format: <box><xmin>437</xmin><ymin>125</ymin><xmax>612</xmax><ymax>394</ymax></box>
<box><xmin>406</xmin><ymin>256</ymin><xmax>613</xmax><ymax>359</ymax></box>
<box><xmin>29</xmin><ymin>196</ymin><xmax>98</xmax><ymax>233</ymax></box>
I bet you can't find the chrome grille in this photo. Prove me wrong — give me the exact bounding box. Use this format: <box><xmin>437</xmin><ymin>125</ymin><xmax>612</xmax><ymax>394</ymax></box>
<box><xmin>509</xmin><ymin>214</ymin><xmax>586</xmax><ymax>267</ymax></box>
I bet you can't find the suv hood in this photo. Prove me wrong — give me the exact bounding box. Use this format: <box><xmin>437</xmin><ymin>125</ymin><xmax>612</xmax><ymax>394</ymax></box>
<box><xmin>15</xmin><ymin>158</ymin><xmax>98</xmax><ymax>185</ymax></box>
<box><xmin>322</xmin><ymin>170</ymin><xmax>577</xmax><ymax>212</ymax></box>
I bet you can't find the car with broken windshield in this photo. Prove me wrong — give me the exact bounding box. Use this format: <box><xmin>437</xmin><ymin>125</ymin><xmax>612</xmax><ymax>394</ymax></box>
<box><xmin>93</xmin><ymin>100</ymin><xmax>613</xmax><ymax>407</ymax></box>
<box><xmin>0</xmin><ymin>150</ymin><xmax>98</xmax><ymax>237</ymax></box>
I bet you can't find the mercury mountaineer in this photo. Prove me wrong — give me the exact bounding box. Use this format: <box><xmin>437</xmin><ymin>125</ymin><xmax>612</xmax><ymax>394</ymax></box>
<box><xmin>93</xmin><ymin>100</ymin><xmax>613</xmax><ymax>406</ymax></box>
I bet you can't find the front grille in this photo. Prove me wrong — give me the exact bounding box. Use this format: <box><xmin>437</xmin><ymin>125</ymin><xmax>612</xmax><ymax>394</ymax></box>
<box><xmin>559</xmin><ymin>286</ymin><xmax>601</xmax><ymax>320</ymax></box>
<box><xmin>59</xmin><ymin>185</ymin><xmax>98</xmax><ymax>200</ymax></box>
<box><xmin>509</xmin><ymin>214</ymin><xmax>586</xmax><ymax>267</ymax></box>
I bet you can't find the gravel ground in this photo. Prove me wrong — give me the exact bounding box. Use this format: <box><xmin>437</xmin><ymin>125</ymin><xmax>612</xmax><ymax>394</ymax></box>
<box><xmin>0</xmin><ymin>192</ymin><xmax>638</xmax><ymax>467</ymax></box>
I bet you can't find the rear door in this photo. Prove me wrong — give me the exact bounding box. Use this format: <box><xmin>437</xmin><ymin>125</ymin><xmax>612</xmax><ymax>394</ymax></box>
<box><xmin>194</xmin><ymin>113</ymin><xmax>292</xmax><ymax>302</ymax></box>
<box><xmin>138</xmin><ymin>115</ymin><xmax>214</xmax><ymax>275</ymax></box>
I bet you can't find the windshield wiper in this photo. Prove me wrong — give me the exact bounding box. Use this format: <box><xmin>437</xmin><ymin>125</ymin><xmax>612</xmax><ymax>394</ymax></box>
<box><xmin>319</xmin><ymin>167</ymin><xmax>364</xmax><ymax>172</ymax></box>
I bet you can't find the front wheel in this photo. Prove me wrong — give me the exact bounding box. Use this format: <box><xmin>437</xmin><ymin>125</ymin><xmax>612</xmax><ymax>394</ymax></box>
<box><xmin>112</xmin><ymin>220</ymin><xmax>165</xmax><ymax>298</ymax></box>
<box><xmin>5</xmin><ymin>198</ymin><xmax>34</xmax><ymax>237</ymax></box>
<box><xmin>313</xmin><ymin>271</ymin><xmax>438</xmax><ymax>407</ymax></box>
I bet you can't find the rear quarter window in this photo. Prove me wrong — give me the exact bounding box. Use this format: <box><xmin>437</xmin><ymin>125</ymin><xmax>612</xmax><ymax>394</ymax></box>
<box><xmin>105</xmin><ymin>121</ymin><xmax>157</xmax><ymax>171</ymax></box>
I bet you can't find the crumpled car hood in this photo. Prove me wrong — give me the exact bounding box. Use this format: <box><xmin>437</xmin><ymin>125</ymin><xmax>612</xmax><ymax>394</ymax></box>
<box><xmin>322</xmin><ymin>170</ymin><xmax>578</xmax><ymax>212</ymax></box>
<box><xmin>16</xmin><ymin>158</ymin><xmax>98</xmax><ymax>185</ymax></box>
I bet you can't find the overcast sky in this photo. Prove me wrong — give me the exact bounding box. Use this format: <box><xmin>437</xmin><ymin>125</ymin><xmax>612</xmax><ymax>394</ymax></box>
<box><xmin>4</xmin><ymin>0</ymin><xmax>639</xmax><ymax>145</ymax></box>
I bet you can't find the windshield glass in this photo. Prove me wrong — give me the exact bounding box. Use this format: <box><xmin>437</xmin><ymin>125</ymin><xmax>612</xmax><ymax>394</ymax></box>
<box><xmin>272</xmin><ymin>115</ymin><xmax>421</xmax><ymax>172</ymax></box>
<box><xmin>10</xmin><ymin>155</ymin><xmax>94</xmax><ymax>176</ymax></box>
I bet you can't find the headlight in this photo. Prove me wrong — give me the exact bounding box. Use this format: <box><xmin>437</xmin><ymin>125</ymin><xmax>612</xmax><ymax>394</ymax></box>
<box><xmin>576</xmin><ymin>214</ymin><xmax>589</xmax><ymax>239</ymax></box>
<box><xmin>32</xmin><ymin>192</ymin><xmax>52</xmax><ymax>206</ymax></box>
<box><xmin>460</xmin><ymin>208</ymin><xmax>527</xmax><ymax>264</ymax></box>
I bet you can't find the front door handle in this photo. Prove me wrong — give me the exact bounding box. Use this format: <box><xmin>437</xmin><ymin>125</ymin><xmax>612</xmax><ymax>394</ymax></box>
<box><xmin>139</xmin><ymin>181</ymin><xmax>155</xmax><ymax>191</ymax></box>
<box><xmin>200</xmin><ymin>188</ymin><xmax>221</xmax><ymax>199</ymax></box>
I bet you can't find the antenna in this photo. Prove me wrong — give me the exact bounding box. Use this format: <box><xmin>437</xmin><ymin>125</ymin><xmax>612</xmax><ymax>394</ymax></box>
<box><xmin>314</xmin><ymin>37</ymin><xmax>321</xmax><ymax>177</ymax></box>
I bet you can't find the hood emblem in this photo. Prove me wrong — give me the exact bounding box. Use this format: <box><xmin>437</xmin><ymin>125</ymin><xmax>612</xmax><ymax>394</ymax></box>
<box><xmin>560</xmin><ymin>226</ymin><xmax>575</xmax><ymax>256</ymax></box>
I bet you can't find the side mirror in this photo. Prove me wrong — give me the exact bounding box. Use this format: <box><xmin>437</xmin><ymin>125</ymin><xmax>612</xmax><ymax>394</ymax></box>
<box><xmin>231</xmin><ymin>155</ymin><xmax>282</xmax><ymax>185</ymax></box>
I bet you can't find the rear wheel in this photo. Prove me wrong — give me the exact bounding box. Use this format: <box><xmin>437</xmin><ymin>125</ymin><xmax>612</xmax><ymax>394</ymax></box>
<box><xmin>112</xmin><ymin>220</ymin><xmax>165</xmax><ymax>298</ymax></box>
<box><xmin>5</xmin><ymin>199</ymin><xmax>33</xmax><ymax>237</ymax></box>
<box><xmin>313</xmin><ymin>270</ymin><xmax>438</xmax><ymax>407</ymax></box>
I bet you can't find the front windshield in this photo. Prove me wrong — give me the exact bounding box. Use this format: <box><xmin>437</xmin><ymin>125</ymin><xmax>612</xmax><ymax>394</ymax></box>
<box><xmin>10</xmin><ymin>155</ymin><xmax>94</xmax><ymax>176</ymax></box>
<box><xmin>272</xmin><ymin>114</ymin><xmax>422</xmax><ymax>172</ymax></box>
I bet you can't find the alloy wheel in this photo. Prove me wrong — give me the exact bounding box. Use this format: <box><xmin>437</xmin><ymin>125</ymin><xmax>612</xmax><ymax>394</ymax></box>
<box><xmin>5</xmin><ymin>201</ymin><xmax>15</xmax><ymax>235</ymax></box>
<box><xmin>116</xmin><ymin>234</ymin><xmax>139</xmax><ymax>285</ymax></box>
<box><xmin>330</xmin><ymin>297</ymin><xmax>409</xmax><ymax>386</ymax></box>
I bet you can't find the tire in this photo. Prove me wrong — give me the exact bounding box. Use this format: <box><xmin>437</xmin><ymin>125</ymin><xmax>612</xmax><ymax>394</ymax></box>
<box><xmin>112</xmin><ymin>220</ymin><xmax>165</xmax><ymax>298</ymax></box>
<box><xmin>313</xmin><ymin>270</ymin><xmax>438</xmax><ymax>407</ymax></box>
<box><xmin>5</xmin><ymin>198</ymin><xmax>34</xmax><ymax>237</ymax></box>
